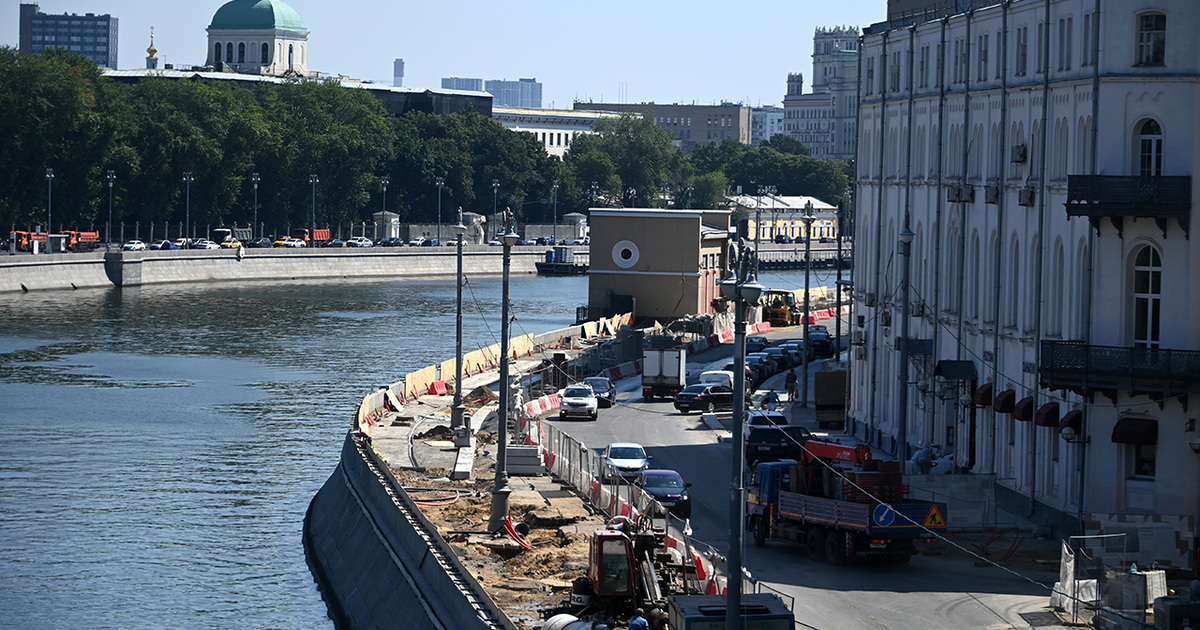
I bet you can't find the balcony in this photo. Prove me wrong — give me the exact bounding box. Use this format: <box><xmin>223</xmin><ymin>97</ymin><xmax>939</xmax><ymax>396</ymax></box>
<box><xmin>1040</xmin><ymin>340</ymin><xmax>1200</xmax><ymax>404</ymax></box>
<box><xmin>1065</xmin><ymin>175</ymin><xmax>1191</xmax><ymax>238</ymax></box>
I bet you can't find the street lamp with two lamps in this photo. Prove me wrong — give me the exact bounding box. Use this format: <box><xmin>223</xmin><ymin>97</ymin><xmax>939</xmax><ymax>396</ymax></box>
<box><xmin>45</xmin><ymin>168</ymin><xmax>54</xmax><ymax>241</ymax></box>
<box><xmin>105</xmin><ymin>170</ymin><xmax>116</xmax><ymax>250</ymax></box>
<box><xmin>435</xmin><ymin>176</ymin><xmax>444</xmax><ymax>242</ymax></box>
<box><xmin>551</xmin><ymin>180</ymin><xmax>559</xmax><ymax>244</ymax></box>
<box><xmin>451</xmin><ymin>208</ymin><xmax>468</xmax><ymax>436</ymax></box>
<box><xmin>251</xmin><ymin>172</ymin><xmax>259</xmax><ymax>240</ymax></box>
<box><xmin>626</xmin><ymin>187</ymin><xmax>637</xmax><ymax>208</ymax></box>
<box><xmin>309</xmin><ymin>174</ymin><xmax>319</xmax><ymax>246</ymax></box>
<box><xmin>800</xmin><ymin>201</ymin><xmax>816</xmax><ymax>406</ymax></box>
<box><xmin>491</xmin><ymin>179</ymin><xmax>500</xmax><ymax>240</ymax></box>
<box><xmin>488</xmin><ymin>209</ymin><xmax>521</xmax><ymax>534</ymax></box>
<box><xmin>182</xmin><ymin>172</ymin><xmax>194</xmax><ymax>247</ymax></box>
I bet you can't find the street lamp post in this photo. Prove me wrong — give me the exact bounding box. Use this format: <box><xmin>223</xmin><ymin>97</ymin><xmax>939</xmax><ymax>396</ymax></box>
<box><xmin>451</xmin><ymin>208</ymin><xmax>467</xmax><ymax>433</ymax></box>
<box><xmin>488</xmin><ymin>208</ymin><xmax>521</xmax><ymax>533</ymax></box>
<box><xmin>800</xmin><ymin>201</ymin><xmax>815</xmax><ymax>407</ymax></box>
<box><xmin>720</xmin><ymin>240</ymin><xmax>764</xmax><ymax>630</ymax></box>
<box><xmin>182</xmin><ymin>172</ymin><xmax>193</xmax><ymax>247</ymax></box>
<box><xmin>590</xmin><ymin>181</ymin><xmax>598</xmax><ymax>207</ymax></box>
<box><xmin>626</xmin><ymin>187</ymin><xmax>637</xmax><ymax>208</ymax></box>
<box><xmin>105</xmin><ymin>170</ymin><xmax>115</xmax><ymax>250</ymax></box>
<box><xmin>251</xmin><ymin>173</ymin><xmax>259</xmax><ymax>240</ymax></box>
<box><xmin>685</xmin><ymin>185</ymin><xmax>694</xmax><ymax>209</ymax></box>
<box><xmin>897</xmin><ymin>227</ymin><xmax>915</xmax><ymax>459</ymax></box>
<box><xmin>309</xmin><ymin>174</ymin><xmax>319</xmax><ymax>246</ymax></box>
<box><xmin>492</xmin><ymin>179</ymin><xmax>500</xmax><ymax>240</ymax></box>
<box><xmin>45</xmin><ymin>168</ymin><xmax>54</xmax><ymax>241</ymax></box>
<box><xmin>551</xmin><ymin>180</ymin><xmax>559</xmax><ymax>244</ymax></box>
<box><xmin>435</xmin><ymin>176</ymin><xmax>444</xmax><ymax>242</ymax></box>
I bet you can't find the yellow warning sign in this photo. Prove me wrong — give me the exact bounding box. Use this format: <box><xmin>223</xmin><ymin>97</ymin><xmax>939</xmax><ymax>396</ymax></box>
<box><xmin>923</xmin><ymin>505</ymin><xmax>946</xmax><ymax>528</ymax></box>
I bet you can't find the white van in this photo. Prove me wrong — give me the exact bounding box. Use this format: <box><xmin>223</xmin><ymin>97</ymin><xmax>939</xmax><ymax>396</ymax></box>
<box><xmin>698</xmin><ymin>370</ymin><xmax>735</xmax><ymax>389</ymax></box>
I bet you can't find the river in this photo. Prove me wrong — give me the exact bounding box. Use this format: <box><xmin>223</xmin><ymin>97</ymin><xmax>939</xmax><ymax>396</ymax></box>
<box><xmin>0</xmin><ymin>266</ymin><xmax>839</xmax><ymax>628</ymax></box>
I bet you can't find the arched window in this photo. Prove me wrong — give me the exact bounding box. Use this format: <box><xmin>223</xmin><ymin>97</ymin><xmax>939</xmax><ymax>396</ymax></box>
<box><xmin>1136</xmin><ymin>13</ymin><xmax>1166</xmax><ymax>66</ymax></box>
<box><xmin>214</xmin><ymin>43</ymin><xmax>221</xmax><ymax>64</ymax></box>
<box><xmin>1006</xmin><ymin>237</ymin><xmax>1020</xmax><ymax>328</ymax></box>
<box><xmin>261</xmin><ymin>43</ymin><xmax>269</xmax><ymax>64</ymax></box>
<box><xmin>1138</xmin><ymin>119</ymin><xmax>1163</xmax><ymax>177</ymax></box>
<box><xmin>1131</xmin><ymin>245</ymin><xmax>1161</xmax><ymax>348</ymax></box>
<box><xmin>226</xmin><ymin>42</ymin><xmax>233</xmax><ymax>63</ymax></box>
<box><xmin>1048</xmin><ymin>240</ymin><xmax>1064</xmax><ymax>337</ymax></box>
<box><xmin>238</xmin><ymin>42</ymin><xmax>246</xmax><ymax>64</ymax></box>
<box><xmin>969</xmin><ymin>232</ymin><xmax>981</xmax><ymax>319</ymax></box>
<box><xmin>288</xmin><ymin>44</ymin><xmax>294</xmax><ymax>68</ymax></box>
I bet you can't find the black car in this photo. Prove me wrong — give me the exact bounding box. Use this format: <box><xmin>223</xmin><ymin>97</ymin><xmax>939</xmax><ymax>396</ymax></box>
<box><xmin>745</xmin><ymin>424</ymin><xmax>813</xmax><ymax>467</ymax></box>
<box><xmin>321</xmin><ymin>238</ymin><xmax>345</xmax><ymax>248</ymax></box>
<box><xmin>634</xmin><ymin>469</ymin><xmax>692</xmax><ymax>518</ymax></box>
<box><xmin>745</xmin><ymin>335</ymin><xmax>769</xmax><ymax>354</ymax></box>
<box><xmin>245</xmin><ymin>237</ymin><xmax>274</xmax><ymax>248</ymax></box>
<box><xmin>673</xmin><ymin>383</ymin><xmax>733</xmax><ymax>413</ymax></box>
<box><xmin>808</xmin><ymin>332</ymin><xmax>834</xmax><ymax>359</ymax></box>
<box><xmin>583</xmin><ymin>376</ymin><xmax>616</xmax><ymax>408</ymax></box>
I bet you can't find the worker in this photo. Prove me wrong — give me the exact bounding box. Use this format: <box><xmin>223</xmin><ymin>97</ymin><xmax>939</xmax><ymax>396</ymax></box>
<box><xmin>785</xmin><ymin>369</ymin><xmax>798</xmax><ymax>400</ymax></box>
<box><xmin>628</xmin><ymin>608</ymin><xmax>649</xmax><ymax>630</ymax></box>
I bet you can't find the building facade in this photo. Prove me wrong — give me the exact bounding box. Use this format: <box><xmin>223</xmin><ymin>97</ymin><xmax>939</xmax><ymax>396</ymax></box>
<box><xmin>206</xmin><ymin>0</ymin><xmax>310</xmax><ymax>77</ymax></box>
<box><xmin>573</xmin><ymin>102</ymin><xmax>751</xmax><ymax>155</ymax></box>
<box><xmin>485</xmin><ymin>78</ymin><xmax>542</xmax><ymax>108</ymax></box>
<box><xmin>491</xmin><ymin>107</ymin><xmax>621</xmax><ymax>158</ymax></box>
<box><xmin>854</xmin><ymin>0</ymin><xmax>1200</xmax><ymax>567</ymax></box>
<box><xmin>19</xmin><ymin>3</ymin><xmax>118</xmax><ymax>68</ymax></box>
<box><xmin>441</xmin><ymin>76</ymin><xmax>484</xmax><ymax>92</ymax></box>
<box><xmin>782</xmin><ymin>27</ymin><xmax>859</xmax><ymax>160</ymax></box>
<box><xmin>751</xmin><ymin>105</ymin><xmax>786</xmax><ymax>146</ymax></box>
<box><xmin>729</xmin><ymin>194</ymin><xmax>839</xmax><ymax>243</ymax></box>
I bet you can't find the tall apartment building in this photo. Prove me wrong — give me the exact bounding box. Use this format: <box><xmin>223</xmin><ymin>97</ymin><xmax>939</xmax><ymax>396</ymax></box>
<box><xmin>19</xmin><ymin>3</ymin><xmax>118</xmax><ymax>68</ymax></box>
<box><xmin>854</xmin><ymin>0</ymin><xmax>1200</xmax><ymax>568</ymax></box>
<box><xmin>751</xmin><ymin>105</ymin><xmax>785</xmax><ymax>146</ymax></box>
<box><xmin>782</xmin><ymin>26</ymin><xmax>859</xmax><ymax>160</ymax></box>
<box><xmin>485</xmin><ymin>78</ymin><xmax>542</xmax><ymax>109</ymax></box>
<box><xmin>572</xmin><ymin>101</ymin><xmax>751</xmax><ymax>155</ymax></box>
<box><xmin>441</xmin><ymin>76</ymin><xmax>484</xmax><ymax>92</ymax></box>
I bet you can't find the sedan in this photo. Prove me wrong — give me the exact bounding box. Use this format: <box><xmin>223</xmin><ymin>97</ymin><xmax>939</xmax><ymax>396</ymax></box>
<box><xmin>634</xmin><ymin>469</ymin><xmax>692</xmax><ymax>518</ymax></box>
<box><xmin>582</xmin><ymin>376</ymin><xmax>616</xmax><ymax>408</ymax></box>
<box><xmin>148</xmin><ymin>240</ymin><xmax>178</xmax><ymax>250</ymax></box>
<box><xmin>408</xmin><ymin>238</ymin><xmax>427</xmax><ymax>247</ymax></box>
<box><xmin>219</xmin><ymin>239</ymin><xmax>242</xmax><ymax>249</ymax></box>
<box><xmin>121</xmin><ymin>240</ymin><xmax>146</xmax><ymax>251</ymax></box>
<box><xmin>245</xmin><ymin>237</ymin><xmax>273</xmax><ymax>248</ymax></box>
<box><xmin>558</xmin><ymin>384</ymin><xmax>599</xmax><ymax>421</ymax></box>
<box><xmin>321</xmin><ymin>239</ymin><xmax>345</xmax><ymax>248</ymax></box>
<box><xmin>745</xmin><ymin>335</ymin><xmax>770</xmax><ymax>354</ymax></box>
<box><xmin>672</xmin><ymin>383</ymin><xmax>734</xmax><ymax>414</ymax></box>
<box><xmin>745</xmin><ymin>424</ymin><xmax>812</xmax><ymax>467</ymax></box>
<box><xmin>346</xmin><ymin>236</ymin><xmax>373</xmax><ymax>248</ymax></box>
<box><xmin>193</xmin><ymin>239</ymin><xmax>221</xmax><ymax>250</ymax></box>
<box><xmin>601</xmin><ymin>442</ymin><xmax>651</xmax><ymax>483</ymax></box>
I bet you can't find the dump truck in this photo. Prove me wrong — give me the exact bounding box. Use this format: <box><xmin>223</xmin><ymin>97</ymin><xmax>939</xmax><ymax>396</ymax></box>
<box><xmin>641</xmin><ymin>347</ymin><xmax>687</xmax><ymax>401</ymax></box>
<box><xmin>291</xmin><ymin>228</ymin><xmax>331</xmax><ymax>246</ymax></box>
<box><xmin>746</xmin><ymin>443</ymin><xmax>947</xmax><ymax>565</ymax></box>
<box><xmin>814</xmin><ymin>368</ymin><xmax>848</xmax><ymax>429</ymax></box>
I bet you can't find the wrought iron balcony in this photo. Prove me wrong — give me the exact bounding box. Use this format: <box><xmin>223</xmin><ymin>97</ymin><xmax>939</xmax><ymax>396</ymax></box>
<box><xmin>1065</xmin><ymin>175</ymin><xmax>1191</xmax><ymax>238</ymax></box>
<box><xmin>1040</xmin><ymin>340</ymin><xmax>1200</xmax><ymax>403</ymax></box>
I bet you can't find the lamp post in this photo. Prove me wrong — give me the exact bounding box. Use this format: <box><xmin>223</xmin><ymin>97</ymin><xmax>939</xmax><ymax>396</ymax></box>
<box><xmin>45</xmin><ymin>168</ymin><xmax>54</xmax><ymax>240</ymax></box>
<box><xmin>309</xmin><ymin>174</ymin><xmax>319</xmax><ymax>246</ymax></box>
<box><xmin>719</xmin><ymin>240</ymin><xmax>764</xmax><ymax>630</ymax></box>
<box><xmin>627</xmin><ymin>187</ymin><xmax>637</xmax><ymax>208</ymax></box>
<box><xmin>590</xmin><ymin>181</ymin><xmax>598</xmax><ymax>207</ymax></box>
<box><xmin>800</xmin><ymin>201</ymin><xmax>815</xmax><ymax>407</ymax></box>
<box><xmin>492</xmin><ymin>179</ymin><xmax>500</xmax><ymax>240</ymax></box>
<box><xmin>488</xmin><ymin>208</ymin><xmax>521</xmax><ymax>533</ymax></box>
<box><xmin>105</xmin><ymin>170</ymin><xmax>115</xmax><ymax>250</ymax></box>
<box><xmin>451</xmin><ymin>208</ymin><xmax>467</xmax><ymax>432</ymax></box>
<box><xmin>897</xmin><ymin>227</ymin><xmax>915</xmax><ymax>459</ymax></box>
<box><xmin>551</xmin><ymin>180</ymin><xmax>559</xmax><ymax>244</ymax></box>
<box><xmin>251</xmin><ymin>172</ymin><xmax>259</xmax><ymax>240</ymax></box>
<box><xmin>435</xmin><ymin>176</ymin><xmax>444</xmax><ymax>242</ymax></box>
<box><xmin>182</xmin><ymin>172</ymin><xmax>193</xmax><ymax>247</ymax></box>
<box><xmin>685</xmin><ymin>185</ymin><xmax>694</xmax><ymax>209</ymax></box>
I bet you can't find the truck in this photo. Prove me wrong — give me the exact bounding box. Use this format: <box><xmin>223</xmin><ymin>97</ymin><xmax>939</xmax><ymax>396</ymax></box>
<box><xmin>763</xmin><ymin>289</ymin><xmax>805</xmax><ymax>327</ymax></box>
<box><xmin>291</xmin><ymin>228</ymin><xmax>331</xmax><ymax>246</ymax></box>
<box><xmin>746</xmin><ymin>443</ymin><xmax>947</xmax><ymax>565</ymax></box>
<box><xmin>641</xmin><ymin>347</ymin><xmax>687</xmax><ymax>401</ymax></box>
<box><xmin>61</xmin><ymin>230</ymin><xmax>101</xmax><ymax>251</ymax></box>
<box><xmin>813</xmin><ymin>368</ymin><xmax>848</xmax><ymax>429</ymax></box>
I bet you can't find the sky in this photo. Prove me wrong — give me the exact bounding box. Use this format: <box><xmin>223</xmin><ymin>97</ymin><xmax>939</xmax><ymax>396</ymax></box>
<box><xmin>4</xmin><ymin>0</ymin><xmax>888</xmax><ymax>109</ymax></box>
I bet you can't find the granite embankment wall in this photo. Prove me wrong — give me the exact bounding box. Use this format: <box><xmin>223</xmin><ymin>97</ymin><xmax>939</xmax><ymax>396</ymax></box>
<box><xmin>0</xmin><ymin>246</ymin><xmax>553</xmax><ymax>293</ymax></box>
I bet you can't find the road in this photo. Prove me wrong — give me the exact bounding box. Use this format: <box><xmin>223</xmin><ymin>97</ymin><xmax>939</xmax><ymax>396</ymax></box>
<box><xmin>541</xmin><ymin>329</ymin><xmax>1064</xmax><ymax>630</ymax></box>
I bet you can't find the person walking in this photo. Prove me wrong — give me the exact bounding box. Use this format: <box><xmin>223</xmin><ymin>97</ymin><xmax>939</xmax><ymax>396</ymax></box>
<box><xmin>785</xmin><ymin>369</ymin><xmax>798</xmax><ymax>401</ymax></box>
<box><xmin>764</xmin><ymin>388</ymin><xmax>779</xmax><ymax>412</ymax></box>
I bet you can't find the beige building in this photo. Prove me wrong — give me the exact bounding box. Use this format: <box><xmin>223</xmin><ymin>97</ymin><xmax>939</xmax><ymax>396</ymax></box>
<box><xmin>587</xmin><ymin>209</ymin><xmax>731</xmax><ymax>322</ymax></box>
<box><xmin>729</xmin><ymin>194</ymin><xmax>839</xmax><ymax>243</ymax></box>
<box><xmin>572</xmin><ymin>102</ymin><xmax>751</xmax><ymax>155</ymax></box>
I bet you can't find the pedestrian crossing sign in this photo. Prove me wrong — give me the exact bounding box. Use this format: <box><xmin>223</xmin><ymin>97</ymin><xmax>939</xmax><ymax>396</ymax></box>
<box><xmin>923</xmin><ymin>505</ymin><xmax>946</xmax><ymax>528</ymax></box>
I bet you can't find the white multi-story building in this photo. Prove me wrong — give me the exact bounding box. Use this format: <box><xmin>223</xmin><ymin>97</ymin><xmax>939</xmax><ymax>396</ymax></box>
<box><xmin>491</xmin><ymin>106</ymin><xmax>620</xmax><ymax>158</ymax></box>
<box><xmin>783</xmin><ymin>26</ymin><xmax>860</xmax><ymax>160</ymax></box>
<box><xmin>854</xmin><ymin>0</ymin><xmax>1199</xmax><ymax>568</ymax></box>
<box><xmin>751</xmin><ymin>105</ymin><xmax>786</xmax><ymax>146</ymax></box>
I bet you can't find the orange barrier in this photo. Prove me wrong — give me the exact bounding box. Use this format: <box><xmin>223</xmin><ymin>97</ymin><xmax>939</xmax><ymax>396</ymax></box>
<box><xmin>428</xmin><ymin>380</ymin><xmax>448</xmax><ymax>395</ymax></box>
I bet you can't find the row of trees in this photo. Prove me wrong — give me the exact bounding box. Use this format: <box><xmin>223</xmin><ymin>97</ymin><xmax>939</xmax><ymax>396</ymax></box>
<box><xmin>1</xmin><ymin>47</ymin><xmax>852</xmax><ymax>234</ymax></box>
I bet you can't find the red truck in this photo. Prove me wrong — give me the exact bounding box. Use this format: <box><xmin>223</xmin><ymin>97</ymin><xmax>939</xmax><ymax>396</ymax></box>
<box><xmin>291</xmin><ymin>228</ymin><xmax>331</xmax><ymax>246</ymax></box>
<box><xmin>746</xmin><ymin>440</ymin><xmax>947</xmax><ymax>565</ymax></box>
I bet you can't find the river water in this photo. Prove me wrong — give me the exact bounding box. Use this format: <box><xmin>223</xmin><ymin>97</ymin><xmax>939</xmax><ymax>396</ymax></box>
<box><xmin>0</xmin><ymin>266</ymin><xmax>836</xmax><ymax>628</ymax></box>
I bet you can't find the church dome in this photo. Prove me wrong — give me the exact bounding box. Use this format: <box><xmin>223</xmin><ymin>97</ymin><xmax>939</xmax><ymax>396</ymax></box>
<box><xmin>208</xmin><ymin>0</ymin><xmax>307</xmax><ymax>33</ymax></box>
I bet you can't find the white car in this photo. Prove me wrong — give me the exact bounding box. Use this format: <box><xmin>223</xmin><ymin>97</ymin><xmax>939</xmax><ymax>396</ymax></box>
<box><xmin>282</xmin><ymin>237</ymin><xmax>306</xmax><ymax>248</ymax></box>
<box><xmin>601</xmin><ymin>442</ymin><xmax>652</xmax><ymax>482</ymax></box>
<box><xmin>346</xmin><ymin>236</ymin><xmax>373</xmax><ymax>248</ymax></box>
<box><xmin>558</xmin><ymin>384</ymin><xmax>598</xmax><ymax>421</ymax></box>
<box><xmin>194</xmin><ymin>239</ymin><xmax>220</xmax><ymax>250</ymax></box>
<box><xmin>121</xmin><ymin>240</ymin><xmax>146</xmax><ymax>251</ymax></box>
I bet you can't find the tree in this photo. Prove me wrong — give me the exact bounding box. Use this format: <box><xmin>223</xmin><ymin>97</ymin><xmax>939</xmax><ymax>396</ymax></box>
<box><xmin>564</xmin><ymin>113</ymin><xmax>684</xmax><ymax>209</ymax></box>
<box><xmin>760</xmin><ymin>134</ymin><xmax>811</xmax><ymax>156</ymax></box>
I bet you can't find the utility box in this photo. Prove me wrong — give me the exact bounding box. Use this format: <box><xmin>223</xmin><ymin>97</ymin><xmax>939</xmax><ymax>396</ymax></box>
<box><xmin>668</xmin><ymin>594</ymin><xmax>793</xmax><ymax>630</ymax></box>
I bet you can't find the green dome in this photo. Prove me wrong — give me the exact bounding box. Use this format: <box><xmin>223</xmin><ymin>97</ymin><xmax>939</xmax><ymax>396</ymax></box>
<box><xmin>209</xmin><ymin>0</ymin><xmax>307</xmax><ymax>33</ymax></box>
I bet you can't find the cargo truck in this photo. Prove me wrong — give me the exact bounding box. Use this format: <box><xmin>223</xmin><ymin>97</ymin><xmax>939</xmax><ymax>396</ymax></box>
<box><xmin>746</xmin><ymin>443</ymin><xmax>947</xmax><ymax>565</ymax></box>
<box><xmin>813</xmin><ymin>368</ymin><xmax>848</xmax><ymax>429</ymax></box>
<box><xmin>291</xmin><ymin>228</ymin><xmax>331</xmax><ymax>246</ymax></box>
<box><xmin>641</xmin><ymin>347</ymin><xmax>687</xmax><ymax>401</ymax></box>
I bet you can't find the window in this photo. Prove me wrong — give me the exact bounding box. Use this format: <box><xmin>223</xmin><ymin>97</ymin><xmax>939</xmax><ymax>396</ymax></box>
<box><xmin>1137</xmin><ymin>13</ymin><xmax>1165</xmax><ymax>65</ymax></box>
<box><xmin>890</xmin><ymin>51</ymin><xmax>901</xmax><ymax>92</ymax></box>
<box><xmin>1036</xmin><ymin>22</ymin><xmax>1044</xmax><ymax>74</ymax></box>
<box><xmin>226</xmin><ymin>42</ymin><xmax>233</xmax><ymax>63</ymax></box>
<box><xmin>1128</xmin><ymin>443</ymin><xmax>1156</xmax><ymax>479</ymax></box>
<box><xmin>1138</xmin><ymin>119</ymin><xmax>1163</xmax><ymax>177</ymax></box>
<box><xmin>919</xmin><ymin>45</ymin><xmax>928</xmax><ymax>87</ymax></box>
<box><xmin>866</xmin><ymin>57</ymin><xmax>875</xmax><ymax>95</ymax></box>
<box><xmin>953</xmin><ymin>39</ymin><xmax>962</xmax><ymax>83</ymax></box>
<box><xmin>261</xmin><ymin>42</ymin><xmax>269</xmax><ymax>63</ymax></box>
<box><xmin>214</xmin><ymin>42</ymin><xmax>221</xmax><ymax>63</ymax></box>
<box><xmin>996</xmin><ymin>30</ymin><xmax>1003</xmax><ymax>79</ymax></box>
<box><xmin>1132</xmin><ymin>245</ymin><xmax>1161</xmax><ymax>349</ymax></box>
<box><xmin>978</xmin><ymin>35</ymin><xmax>988</xmax><ymax>81</ymax></box>
<box><xmin>238</xmin><ymin>42</ymin><xmax>246</xmax><ymax>63</ymax></box>
<box><xmin>936</xmin><ymin>41</ymin><xmax>944</xmax><ymax>87</ymax></box>
<box><xmin>1016</xmin><ymin>26</ymin><xmax>1028</xmax><ymax>76</ymax></box>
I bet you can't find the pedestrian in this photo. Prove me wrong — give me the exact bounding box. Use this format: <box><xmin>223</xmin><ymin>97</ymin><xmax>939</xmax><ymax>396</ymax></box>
<box><xmin>785</xmin><ymin>369</ymin><xmax>798</xmax><ymax>401</ymax></box>
<box><xmin>764</xmin><ymin>388</ymin><xmax>779</xmax><ymax>412</ymax></box>
<box><xmin>628</xmin><ymin>608</ymin><xmax>649</xmax><ymax>630</ymax></box>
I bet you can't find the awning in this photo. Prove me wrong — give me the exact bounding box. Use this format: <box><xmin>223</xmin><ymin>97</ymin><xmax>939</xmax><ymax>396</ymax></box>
<box><xmin>1035</xmin><ymin>402</ymin><xmax>1061</xmax><ymax>427</ymax></box>
<box><xmin>934</xmin><ymin>360</ymin><xmax>977</xmax><ymax>381</ymax></box>
<box><xmin>972</xmin><ymin>382</ymin><xmax>994</xmax><ymax>407</ymax></box>
<box><xmin>1112</xmin><ymin>417</ymin><xmax>1158</xmax><ymax>446</ymax></box>
<box><xmin>993</xmin><ymin>389</ymin><xmax>1017</xmax><ymax>413</ymax></box>
<box><xmin>1013</xmin><ymin>396</ymin><xmax>1035</xmax><ymax>422</ymax></box>
<box><xmin>1059</xmin><ymin>409</ymin><xmax>1082</xmax><ymax>435</ymax></box>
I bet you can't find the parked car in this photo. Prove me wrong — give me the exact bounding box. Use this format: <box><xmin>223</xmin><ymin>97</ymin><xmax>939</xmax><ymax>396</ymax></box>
<box><xmin>807</xmin><ymin>332</ymin><xmax>834</xmax><ymax>359</ymax></box>
<box><xmin>443</xmin><ymin>239</ymin><xmax>462</xmax><ymax>247</ymax></box>
<box><xmin>245</xmin><ymin>237</ymin><xmax>273</xmax><ymax>248</ymax></box>
<box><xmin>745</xmin><ymin>423</ymin><xmax>812</xmax><ymax>467</ymax></box>
<box><xmin>773</xmin><ymin>234</ymin><xmax>793</xmax><ymax>244</ymax></box>
<box><xmin>148</xmin><ymin>240</ymin><xmax>177</xmax><ymax>250</ymax></box>
<box><xmin>421</xmin><ymin>238</ymin><xmax>441</xmax><ymax>247</ymax></box>
<box><xmin>321</xmin><ymin>238</ymin><xmax>345</xmax><ymax>248</ymax></box>
<box><xmin>219</xmin><ymin>239</ymin><xmax>241</xmax><ymax>249</ymax></box>
<box><xmin>601</xmin><ymin>442</ymin><xmax>652</xmax><ymax>482</ymax></box>
<box><xmin>408</xmin><ymin>237</ymin><xmax>427</xmax><ymax>247</ymax></box>
<box><xmin>673</xmin><ymin>383</ymin><xmax>734</xmax><ymax>414</ymax></box>
<box><xmin>634</xmin><ymin>469</ymin><xmax>692</xmax><ymax>518</ymax></box>
<box><xmin>745</xmin><ymin>335</ymin><xmax>770</xmax><ymax>354</ymax></box>
<box><xmin>558</xmin><ymin>384</ymin><xmax>599</xmax><ymax>421</ymax></box>
<box><xmin>173</xmin><ymin>238</ymin><xmax>192</xmax><ymax>249</ymax></box>
<box><xmin>746</xmin><ymin>352</ymin><xmax>777</xmax><ymax>377</ymax></box>
<box><xmin>121</xmin><ymin>240</ymin><xmax>146</xmax><ymax>251</ymax></box>
<box><xmin>193</xmin><ymin>239</ymin><xmax>221</xmax><ymax>250</ymax></box>
<box><xmin>582</xmin><ymin>376</ymin><xmax>616</xmax><ymax>408</ymax></box>
<box><xmin>764</xmin><ymin>347</ymin><xmax>794</xmax><ymax>370</ymax></box>
<box><xmin>346</xmin><ymin>236</ymin><xmax>373</xmax><ymax>248</ymax></box>
<box><xmin>282</xmin><ymin>237</ymin><xmax>306</xmax><ymax>248</ymax></box>
<box><xmin>819</xmin><ymin>237</ymin><xmax>836</xmax><ymax>243</ymax></box>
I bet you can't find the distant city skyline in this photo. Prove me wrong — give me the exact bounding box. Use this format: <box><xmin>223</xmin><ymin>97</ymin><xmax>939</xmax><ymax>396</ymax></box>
<box><xmin>2</xmin><ymin>0</ymin><xmax>887</xmax><ymax>108</ymax></box>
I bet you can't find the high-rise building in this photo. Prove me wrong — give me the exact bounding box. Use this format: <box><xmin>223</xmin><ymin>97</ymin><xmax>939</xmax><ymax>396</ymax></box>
<box><xmin>573</xmin><ymin>101</ymin><xmax>751</xmax><ymax>155</ymax></box>
<box><xmin>751</xmin><ymin>105</ymin><xmax>785</xmax><ymax>146</ymax></box>
<box><xmin>393</xmin><ymin>59</ymin><xmax>404</xmax><ymax>87</ymax></box>
<box><xmin>485</xmin><ymin>78</ymin><xmax>542</xmax><ymax>108</ymax></box>
<box><xmin>19</xmin><ymin>3</ymin><xmax>118</xmax><ymax>68</ymax></box>
<box><xmin>782</xmin><ymin>26</ymin><xmax>859</xmax><ymax>160</ymax></box>
<box><xmin>441</xmin><ymin>76</ymin><xmax>484</xmax><ymax>92</ymax></box>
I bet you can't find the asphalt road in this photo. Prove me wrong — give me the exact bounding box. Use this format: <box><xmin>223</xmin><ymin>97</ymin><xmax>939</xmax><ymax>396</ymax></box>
<box><xmin>542</xmin><ymin>329</ymin><xmax>1065</xmax><ymax>630</ymax></box>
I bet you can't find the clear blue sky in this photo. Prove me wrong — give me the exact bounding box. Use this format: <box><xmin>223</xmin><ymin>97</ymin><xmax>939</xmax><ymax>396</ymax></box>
<box><xmin>4</xmin><ymin>0</ymin><xmax>887</xmax><ymax>109</ymax></box>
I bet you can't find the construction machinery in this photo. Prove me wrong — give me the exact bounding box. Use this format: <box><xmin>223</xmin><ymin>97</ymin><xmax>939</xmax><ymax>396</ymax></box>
<box><xmin>763</xmin><ymin>289</ymin><xmax>804</xmax><ymax>327</ymax></box>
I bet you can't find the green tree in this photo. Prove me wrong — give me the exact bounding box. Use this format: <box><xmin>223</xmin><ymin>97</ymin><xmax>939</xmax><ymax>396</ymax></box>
<box><xmin>564</xmin><ymin>113</ymin><xmax>684</xmax><ymax>209</ymax></box>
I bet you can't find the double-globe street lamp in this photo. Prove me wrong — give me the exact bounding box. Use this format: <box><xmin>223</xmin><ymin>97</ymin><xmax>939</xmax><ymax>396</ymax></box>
<box><xmin>381</xmin><ymin>176</ymin><xmax>390</xmax><ymax>241</ymax></box>
<box><xmin>45</xmin><ymin>168</ymin><xmax>54</xmax><ymax>243</ymax></box>
<box><xmin>251</xmin><ymin>173</ymin><xmax>260</xmax><ymax>241</ymax></box>
<box><xmin>309</xmin><ymin>174</ymin><xmax>319</xmax><ymax>245</ymax></box>
<box><xmin>451</xmin><ymin>208</ymin><xmax>468</xmax><ymax>435</ymax></box>
<box><xmin>436</xmin><ymin>176</ymin><xmax>445</xmax><ymax>242</ymax></box>
<box><xmin>491</xmin><ymin>179</ymin><xmax>500</xmax><ymax>240</ymax></box>
<box><xmin>800</xmin><ymin>202</ymin><xmax>815</xmax><ymax>407</ymax></box>
<box><xmin>105</xmin><ymin>170</ymin><xmax>116</xmax><ymax>250</ymax></box>
<box><xmin>488</xmin><ymin>208</ymin><xmax>521</xmax><ymax>534</ymax></box>
<box><xmin>719</xmin><ymin>240</ymin><xmax>764</xmax><ymax>630</ymax></box>
<box><xmin>551</xmin><ymin>180</ymin><xmax>559</xmax><ymax>244</ymax></box>
<box><xmin>182</xmin><ymin>172</ymin><xmax>194</xmax><ymax>248</ymax></box>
